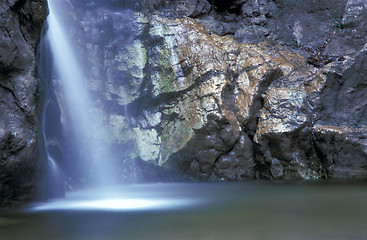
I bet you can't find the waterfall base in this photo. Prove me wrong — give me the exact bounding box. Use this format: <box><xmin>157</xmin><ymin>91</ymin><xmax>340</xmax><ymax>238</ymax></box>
<box><xmin>1</xmin><ymin>182</ymin><xmax>366</xmax><ymax>240</ymax></box>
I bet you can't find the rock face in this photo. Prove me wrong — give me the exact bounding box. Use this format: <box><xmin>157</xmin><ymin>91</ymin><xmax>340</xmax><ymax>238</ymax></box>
<box><xmin>2</xmin><ymin>0</ymin><xmax>366</xmax><ymax>209</ymax></box>
<box><xmin>50</xmin><ymin>0</ymin><xmax>365</xmax><ymax>184</ymax></box>
<box><xmin>0</xmin><ymin>0</ymin><xmax>48</xmax><ymax>209</ymax></box>
<box><xmin>313</xmin><ymin>47</ymin><xmax>367</xmax><ymax>178</ymax></box>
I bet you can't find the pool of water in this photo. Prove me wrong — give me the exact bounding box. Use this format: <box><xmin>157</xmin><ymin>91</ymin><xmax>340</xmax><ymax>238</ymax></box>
<box><xmin>1</xmin><ymin>181</ymin><xmax>366</xmax><ymax>240</ymax></box>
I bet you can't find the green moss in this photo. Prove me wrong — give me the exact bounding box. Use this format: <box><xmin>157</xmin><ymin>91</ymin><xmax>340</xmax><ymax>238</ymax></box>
<box><xmin>149</xmin><ymin>17</ymin><xmax>178</xmax><ymax>96</ymax></box>
<box><xmin>116</xmin><ymin>40</ymin><xmax>147</xmax><ymax>79</ymax></box>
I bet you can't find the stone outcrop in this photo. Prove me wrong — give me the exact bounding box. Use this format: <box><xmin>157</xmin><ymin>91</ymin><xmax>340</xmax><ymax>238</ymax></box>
<box><xmin>313</xmin><ymin>46</ymin><xmax>367</xmax><ymax>178</ymax></box>
<box><xmin>2</xmin><ymin>0</ymin><xmax>367</xmax><ymax>209</ymax></box>
<box><xmin>0</xmin><ymin>0</ymin><xmax>48</xmax><ymax>209</ymax></box>
<box><xmin>56</xmin><ymin>0</ymin><xmax>365</xmax><ymax>183</ymax></box>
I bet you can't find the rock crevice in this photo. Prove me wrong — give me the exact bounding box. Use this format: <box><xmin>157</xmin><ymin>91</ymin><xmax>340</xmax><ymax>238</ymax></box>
<box><xmin>2</xmin><ymin>0</ymin><xmax>367</xmax><ymax>209</ymax></box>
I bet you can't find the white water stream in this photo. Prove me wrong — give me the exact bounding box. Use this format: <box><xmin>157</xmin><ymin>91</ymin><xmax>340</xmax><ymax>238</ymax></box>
<box><xmin>46</xmin><ymin>0</ymin><xmax>117</xmax><ymax>186</ymax></box>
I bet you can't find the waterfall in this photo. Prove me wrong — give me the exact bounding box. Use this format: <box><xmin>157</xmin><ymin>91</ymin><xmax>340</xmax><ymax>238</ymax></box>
<box><xmin>42</xmin><ymin>0</ymin><xmax>119</xmax><ymax>187</ymax></box>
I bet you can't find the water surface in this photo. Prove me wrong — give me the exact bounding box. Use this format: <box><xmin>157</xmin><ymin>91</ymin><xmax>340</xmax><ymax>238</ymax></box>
<box><xmin>1</xmin><ymin>182</ymin><xmax>366</xmax><ymax>240</ymax></box>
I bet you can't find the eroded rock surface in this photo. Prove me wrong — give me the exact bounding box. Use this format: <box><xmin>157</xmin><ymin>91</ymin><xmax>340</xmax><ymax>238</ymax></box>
<box><xmin>313</xmin><ymin>46</ymin><xmax>367</xmax><ymax>178</ymax></box>
<box><xmin>60</xmin><ymin>1</ymin><xmax>366</xmax><ymax>182</ymax></box>
<box><xmin>0</xmin><ymin>0</ymin><xmax>47</xmax><ymax>209</ymax></box>
<box><xmin>1</xmin><ymin>0</ymin><xmax>366</xmax><ymax>210</ymax></box>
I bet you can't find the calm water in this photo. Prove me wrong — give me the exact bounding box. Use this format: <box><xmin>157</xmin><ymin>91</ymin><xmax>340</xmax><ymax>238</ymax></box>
<box><xmin>1</xmin><ymin>182</ymin><xmax>366</xmax><ymax>240</ymax></box>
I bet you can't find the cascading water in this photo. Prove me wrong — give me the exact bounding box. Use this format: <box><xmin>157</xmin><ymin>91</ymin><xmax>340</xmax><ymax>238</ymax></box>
<box><xmin>40</xmin><ymin>0</ymin><xmax>120</xmax><ymax>188</ymax></box>
<box><xmin>1</xmin><ymin>2</ymin><xmax>366</xmax><ymax>240</ymax></box>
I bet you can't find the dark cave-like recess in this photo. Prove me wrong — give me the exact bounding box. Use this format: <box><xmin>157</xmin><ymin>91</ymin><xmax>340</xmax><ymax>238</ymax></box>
<box><xmin>209</xmin><ymin>0</ymin><xmax>243</xmax><ymax>14</ymax></box>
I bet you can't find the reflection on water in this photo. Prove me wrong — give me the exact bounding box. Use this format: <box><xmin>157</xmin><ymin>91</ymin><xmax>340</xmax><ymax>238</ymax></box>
<box><xmin>1</xmin><ymin>182</ymin><xmax>366</xmax><ymax>240</ymax></box>
<box><xmin>29</xmin><ymin>184</ymin><xmax>201</xmax><ymax>212</ymax></box>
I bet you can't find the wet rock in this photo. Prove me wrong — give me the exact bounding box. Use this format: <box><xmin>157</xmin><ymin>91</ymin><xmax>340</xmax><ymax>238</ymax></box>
<box><xmin>46</xmin><ymin>1</ymin><xmax>367</xmax><ymax>185</ymax></box>
<box><xmin>314</xmin><ymin>125</ymin><xmax>367</xmax><ymax>178</ymax></box>
<box><xmin>82</xmin><ymin>9</ymin><xmax>149</xmax><ymax>105</ymax></box>
<box><xmin>317</xmin><ymin>46</ymin><xmax>367</xmax><ymax>126</ymax></box>
<box><xmin>336</xmin><ymin>0</ymin><xmax>367</xmax><ymax>54</ymax></box>
<box><xmin>1</xmin><ymin>0</ymin><xmax>366</xmax><ymax>211</ymax></box>
<box><xmin>130</xmin><ymin>16</ymin><xmax>323</xmax><ymax>181</ymax></box>
<box><xmin>173</xmin><ymin>0</ymin><xmax>211</xmax><ymax>18</ymax></box>
<box><xmin>254</xmin><ymin>88</ymin><xmax>322</xmax><ymax>180</ymax></box>
<box><xmin>0</xmin><ymin>0</ymin><xmax>47</xmax><ymax>210</ymax></box>
<box><xmin>194</xmin><ymin>0</ymin><xmax>367</xmax><ymax>63</ymax></box>
<box><xmin>310</xmin><ymin>45</ymin><xmax>367</xmax><ymax>179</ymax></box>
<box><xmin>215</xmin><ymin>134</ymin><xmax>255</xmax><ymax>181</ymax></box>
